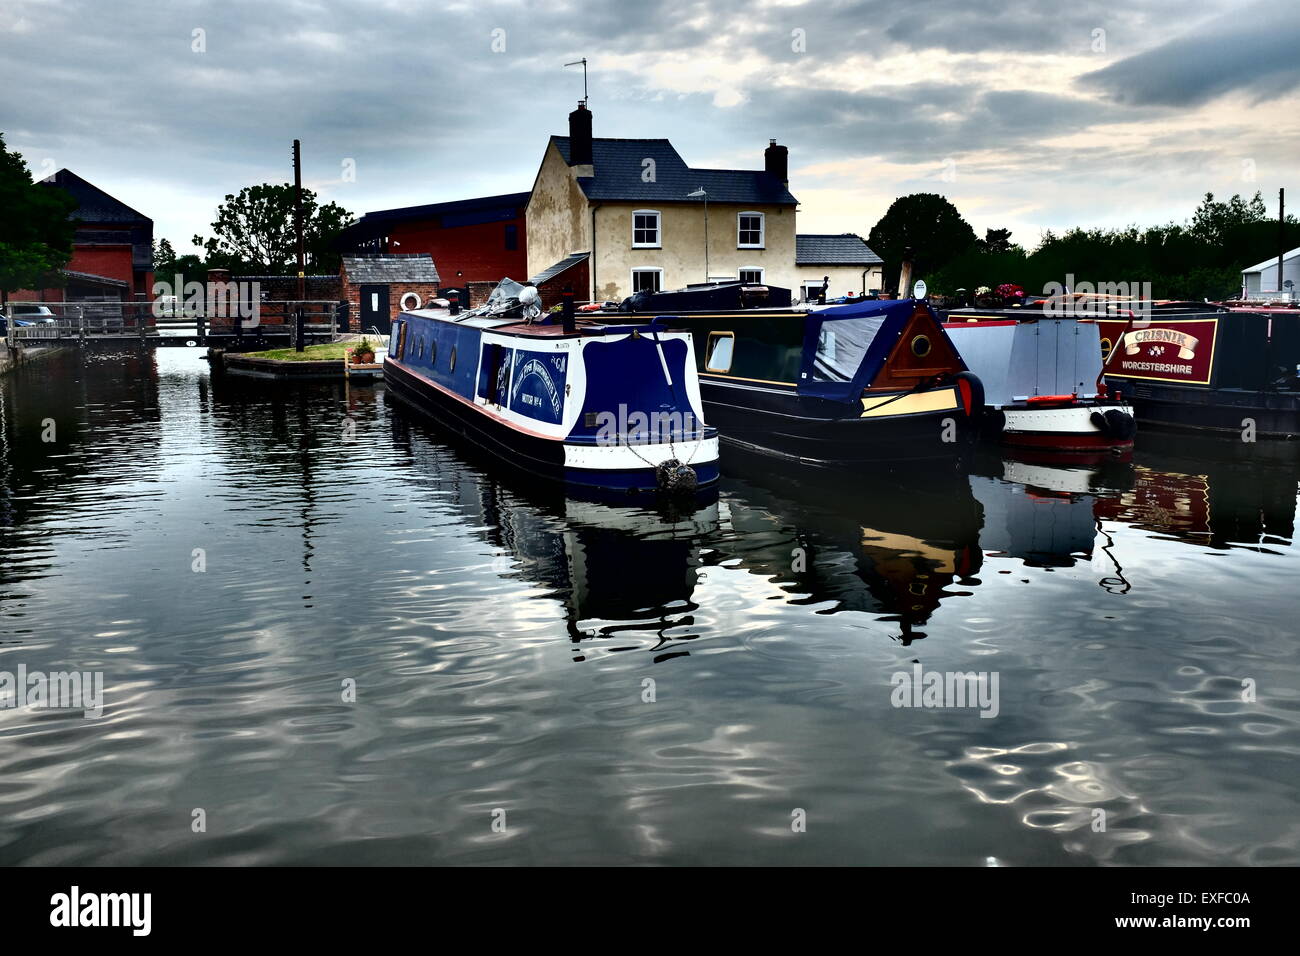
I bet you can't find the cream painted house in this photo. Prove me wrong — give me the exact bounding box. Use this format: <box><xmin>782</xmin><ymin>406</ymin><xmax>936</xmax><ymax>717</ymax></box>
<box><xmin>795</xmin><ymin>234</ymin><xmax>885</xmax><ymax>301</ymax></box>
<box><xmin>526</xmin><ymin>104</ymin><xmax>802</xmax><ymax>302</ymax></box>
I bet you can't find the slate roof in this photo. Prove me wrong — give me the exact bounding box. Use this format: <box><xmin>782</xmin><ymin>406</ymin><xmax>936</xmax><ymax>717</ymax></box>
<box><xmin>529</xmin><ymin>252</ymin><xmax>589</xmax><ymax>286</ymax></box>
<box><xmin>44</xmin><ymin>169</ymin><xmax>151</xmax><ymax>224</ymax></box>
<box><xmin>796</xmin><ymin>233</ymin><xmax>883</xmax><ymax>266</ymax></box>
<box><xmin>351</xmin><ymin>192</ymin><xmax>530</xmax><ymax>226</ymax></box>
<box><xmin>550</xmin><ymin>137</ymin><xmax>798</xmax><ymax>206</ymax></box>
<box><xmin>342</xmin><ymin>254</ymin><xmax>441</xmax><ymax>284</ymax></box>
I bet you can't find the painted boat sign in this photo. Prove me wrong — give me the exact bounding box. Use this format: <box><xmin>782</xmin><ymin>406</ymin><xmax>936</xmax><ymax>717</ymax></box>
<box><xmin>509</xmin><ymin>349</ymin><xmax>568</xmax><ymax>424</ymax></box>
<box><xmin>1101</xmin><ymin>317</ymin><xmax>1219</xmax><ymax>385</ymax></box>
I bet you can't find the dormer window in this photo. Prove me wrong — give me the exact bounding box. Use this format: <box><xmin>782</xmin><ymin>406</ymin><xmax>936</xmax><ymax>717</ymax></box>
<box><xmin>738</xmin><ymin>212</ymin><xmax>765</xmax><ymax>249</ymax></box>
<box><xmin>632</xmin><ymin>210</ymin><xmax>661</xmax><ymax>248</ymax></box>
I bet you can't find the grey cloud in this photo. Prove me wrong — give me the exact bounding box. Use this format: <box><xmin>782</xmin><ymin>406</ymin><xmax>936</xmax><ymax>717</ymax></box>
<box><xmin>1080</xmin><ymin>0</ymin><xmax>1300</xmax><ymax>106</ymax></box>
<box><xmin>0</xmin><ymin>0</ymin><xmax>1292</xmax><ymax>245</ymax></box>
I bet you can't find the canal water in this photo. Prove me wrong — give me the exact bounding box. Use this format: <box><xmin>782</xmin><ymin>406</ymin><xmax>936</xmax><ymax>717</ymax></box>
<box><xmin>0</xmin><ymin>348</ymin><xmax>1296</xmax><ymax>866</ymax></box>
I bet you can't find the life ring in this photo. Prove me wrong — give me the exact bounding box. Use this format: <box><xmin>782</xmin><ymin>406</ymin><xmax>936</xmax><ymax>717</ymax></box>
<box><xmin>399</xmin><ymin>291</ymin><xmax>422</xmax><ymax>312</ymax></box>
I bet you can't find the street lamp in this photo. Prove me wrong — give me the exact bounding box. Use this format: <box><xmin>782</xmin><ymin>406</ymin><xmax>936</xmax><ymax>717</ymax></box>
<box><xmin>688</xmin><ymin>187</ymin><xmax>708</xmax><ymax>283</ymax></box>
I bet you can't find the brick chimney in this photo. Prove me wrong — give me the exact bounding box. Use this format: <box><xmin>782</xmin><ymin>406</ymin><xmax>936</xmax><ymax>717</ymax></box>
<box><xmin>568</xmin><ymin>102</ymin><xmax>593</xmax><ymax>167</ymax></box>
<box><xmin>764</xmin><ymin>138</ymin><xmax>788</xmax><ymax>184</ymax></box>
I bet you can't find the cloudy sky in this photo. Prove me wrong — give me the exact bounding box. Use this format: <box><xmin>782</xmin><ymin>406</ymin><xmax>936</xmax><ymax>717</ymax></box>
<box><xmin>2</xmin><ymin>0</ymin><xmax>1297</xmax><ymax>254</ymax></box>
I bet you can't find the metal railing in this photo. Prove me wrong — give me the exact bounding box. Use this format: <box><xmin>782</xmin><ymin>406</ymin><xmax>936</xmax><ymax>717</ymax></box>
<box><xmin>4</xmin><ymin>300</ymin><xmax>349</xmax><ymax>347</ymax></box>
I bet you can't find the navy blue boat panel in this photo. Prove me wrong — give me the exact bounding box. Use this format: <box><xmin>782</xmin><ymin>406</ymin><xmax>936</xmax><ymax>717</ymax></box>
<box><xmin>815</xmin><ymin>298</ymin><xmax>918</xmax><ymax>323</ymax></box>
<box><xmin>400</xmin><ymin>315</ymin><xmax>482</xmax><ymax>399</ymax></box>
<box><xmin>571</xmin><ymin>334</ymin><xmax>698</xmax><ymax>441</ymax></box>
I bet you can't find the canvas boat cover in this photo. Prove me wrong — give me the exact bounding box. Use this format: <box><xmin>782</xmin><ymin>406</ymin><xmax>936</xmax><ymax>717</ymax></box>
<box><xmin>945</xmin><ymin>317</ymin><xmax>1103</xmax><ymax>405</ymax></box>
<box><xmin>800</xmin><ymin>298</ymin><xmax>947</xmax><ymax>402</ymax></box>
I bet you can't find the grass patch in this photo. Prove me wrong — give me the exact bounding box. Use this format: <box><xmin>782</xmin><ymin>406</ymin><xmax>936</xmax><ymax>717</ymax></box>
<box><xmin>242</xmin><ymin>342</ymin><xmax>354</xmax><ymax>362</ymax></box>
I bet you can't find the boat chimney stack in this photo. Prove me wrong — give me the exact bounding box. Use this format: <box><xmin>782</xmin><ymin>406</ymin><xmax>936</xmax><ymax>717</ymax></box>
<box><xmin>898</xmin><ymin>247</ymin><xmax>915</xmax><ymax>298</ymax></box>
<box><xmin>561</xmin><ymin>284</ymin><xmax>576</xmax><ymax>334</ymax></box>
<box><xmin>568</xmin><ymin>102</ymin><xmax>593</xmax><ymax>167</ymax></box>
<box><xmin>764</xmin><ymin>138</ymin><xmax>788</xmax><ymax>184</ymax></box>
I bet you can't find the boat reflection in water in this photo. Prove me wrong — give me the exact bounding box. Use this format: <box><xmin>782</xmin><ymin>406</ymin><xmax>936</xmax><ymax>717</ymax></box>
<box><xmin>969</xmin><ymin>450</ymin><xmax>1137</xmax><ymax>598</ymax></box>
<box><xmin>385</xmin><ymin>396</ymin><xmax>719</xmax><ymax>663</ymax></box>
<box><xmin>1095</xmin><ymin>431</ymin><xmax>1299</xmax><ymax>551</ymax></box>
<box><xmin>712</xmin><ymin>450</ymin><xmax>984</xmax><ymax>646</ymax></box>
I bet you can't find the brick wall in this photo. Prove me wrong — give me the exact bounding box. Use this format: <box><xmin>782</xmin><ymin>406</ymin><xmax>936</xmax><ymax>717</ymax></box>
<box><xmin>387</xmin><ymin>215</ymin><xmax>527</xmax><ymax>286</ymax></box>
<box><xmin>343</xmin><ymin>280</ymin><xmax>440</xmax><ymax>331</ymax></box>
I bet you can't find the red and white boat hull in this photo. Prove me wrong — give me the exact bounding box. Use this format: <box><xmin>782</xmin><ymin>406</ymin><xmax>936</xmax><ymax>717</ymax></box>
<box><xmin>1000</xmin><ymin>403</ymin><xmax>1134</xmax><ymax>452</ymax></box>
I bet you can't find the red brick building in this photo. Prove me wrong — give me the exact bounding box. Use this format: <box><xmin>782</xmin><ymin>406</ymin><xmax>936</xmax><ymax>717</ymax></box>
<box><xmin>340</xmin><ymin>254</ymin><xmax>440</xmax><ymax>332</ymax></box>
<box><xmin>336</xmin><ymin>192</ymin><xmax>529</xmax><ymax>302</ymax></box>
<box><xmin>12</xmin><ymin>169</ymin><xmax>154</xmax><ymax>303</ymax></box>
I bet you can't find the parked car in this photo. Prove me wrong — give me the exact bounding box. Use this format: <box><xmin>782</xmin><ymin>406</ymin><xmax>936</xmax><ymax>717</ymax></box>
<box><xmin>10</xmin><ymin>305</ymin><xmax>57</xmax><ymax>324</ymax></box>
<box><xmin>0</xmin><ymin>317</ymin><xmax>35</xmax><ymax>334</ymax></box>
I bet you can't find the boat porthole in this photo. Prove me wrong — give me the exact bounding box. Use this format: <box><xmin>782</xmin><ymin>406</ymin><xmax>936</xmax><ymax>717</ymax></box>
<box><xmin>911</xmin><ymin>334</ymin><xmax>932</xmax><ymax>358</ymax></box>
<box><xmin>450</xmin><ymin>347</ymin><xmax>456</xmax><ymax>372</ymax></box>
<box><xmin>400</xmin><ymin>291</ymin><xmax>422</xmax><ymax>312</ymax></box>
<box><xmin>430</xmin><ymin>341</ymin><xmax>437</xmax><ymax>364</ymax></box>
<box><xmin>1100</xmin><ymin>337</ymin><xmax>1113</xmax><ymax>355</ymax></box>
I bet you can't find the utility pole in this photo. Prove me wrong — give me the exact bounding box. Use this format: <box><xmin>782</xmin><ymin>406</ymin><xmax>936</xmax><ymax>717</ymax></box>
<box><xmin>293</xmin><ymin>139</ymin><xmax>306</xmax><ymax>351</ymax></box>
<box><xmin>1279</xmin><ymin>187</ymin><xmax>1286</xmax><ymax>299</ymax></box>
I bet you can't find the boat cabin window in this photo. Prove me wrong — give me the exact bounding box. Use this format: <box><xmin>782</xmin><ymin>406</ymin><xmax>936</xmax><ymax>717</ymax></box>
<box><xmin>449</xmin><ymin>346</ymin><xmax>457</xmax><ymax>372</ymax></box>
<box><xmin>632</xmin><ymin>210</ymin><xmax>661</xmax><ymax>248</ymax></box>
<box><xmin>395</xmin><ymin>322</ymin><xmax>408</xmax><ymax>360</ymax></box>
<box><xmin>389</xmin><ymin>322</ymin><xmax>402</xmax><ymax>358</ymax></box>
<box><xmin>812</xmin><ymin>317</ymin><xmax>885</xmax><ymax>382</ymax></box>
<box><xmin>704</xmin><ymin>331</ymin><xmax>735</xmax><ymax>373</ymax></box>
<box><xmin>738</xmin><ymin>212</ymin><xmax>765</xmax><ymax>249</ymax></box>
<box><xmin>631</xmin><ymin>268</ymin><xmax>663</xmax><ymax>294</ymax></box>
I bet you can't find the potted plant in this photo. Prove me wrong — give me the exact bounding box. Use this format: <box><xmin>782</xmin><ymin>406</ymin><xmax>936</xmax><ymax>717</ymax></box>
<box><xmin>351</xmin><ymin>337</ymin><xmax>375</xmax><ymax>364</ymax></box>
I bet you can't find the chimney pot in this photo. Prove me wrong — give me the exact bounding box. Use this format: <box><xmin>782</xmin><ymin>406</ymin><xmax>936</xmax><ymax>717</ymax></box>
<box><xmin>764</xmin><ymin>139</ymin><xmax>788</xmax><ymax>185</ymax></box>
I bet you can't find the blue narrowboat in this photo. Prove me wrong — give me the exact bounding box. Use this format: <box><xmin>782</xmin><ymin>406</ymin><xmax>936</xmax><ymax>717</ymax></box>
<box><xmin>383</xmin><ymin>292</ymin><xmax>720</xmax><ymax>494</ymax></box>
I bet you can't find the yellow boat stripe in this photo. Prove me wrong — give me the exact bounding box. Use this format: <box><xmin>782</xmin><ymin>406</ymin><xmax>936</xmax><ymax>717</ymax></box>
<box><xmin>860</xmin><ymin>388</ymin><xmax>959</xmax><ymax>418</ymax></box>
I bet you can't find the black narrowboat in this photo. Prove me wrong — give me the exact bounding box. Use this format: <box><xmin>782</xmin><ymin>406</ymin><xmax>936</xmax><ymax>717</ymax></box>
<box><xmin>1096</xmin><ymin>303</ymin><xmax>1300</xmax><ymax>438</ymax></box>
<box><xmin>606</xmin><ymin>291</ymin><xmax>984</xmax><ymax>466</ymax></box>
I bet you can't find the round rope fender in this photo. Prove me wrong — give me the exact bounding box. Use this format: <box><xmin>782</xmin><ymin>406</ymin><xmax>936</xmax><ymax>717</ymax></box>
<box><xmin>399</xmin><ymin>291</ymin><xmax>422</xmax><ymax>312</ymax></box>
<box><xmin>655</xmin><ymin>458</ymin><xmax>698</xmax><ymax>496</ymax></box>
<box><xmin>1090</xmin><ymin>408</ymin><xmax>1137</xmax><ymax>440</ymax></box>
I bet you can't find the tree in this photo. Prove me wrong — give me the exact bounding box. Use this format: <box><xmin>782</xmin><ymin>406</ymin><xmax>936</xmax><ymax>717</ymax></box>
<box><xmin>868</xmin><ymin>193</ymin><xmax>977</xmax><ymax>290</ymax></box>
<box><xmin>0</xmin><ymin>133</ymin><xmax>76</xmax><ymax>304</ymax></box>
<box><xmin>1189</xmin><ymin>191</ymin><xmax>1268</xmax><ymax>248</ymax></box>
<box><xmin>152</xmin><ymin>237</ymin><xmax>209</xmax><ymax>290</ymax></box>
<box><xmin>192</xmin><ymin>183</ymin><xmax>354</xmax><ymax>275</ymax></box>
<box><xmin>976</xmin><ymin>228</ymin><xmax>1015</xmax><ymax>255</ymax></box>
